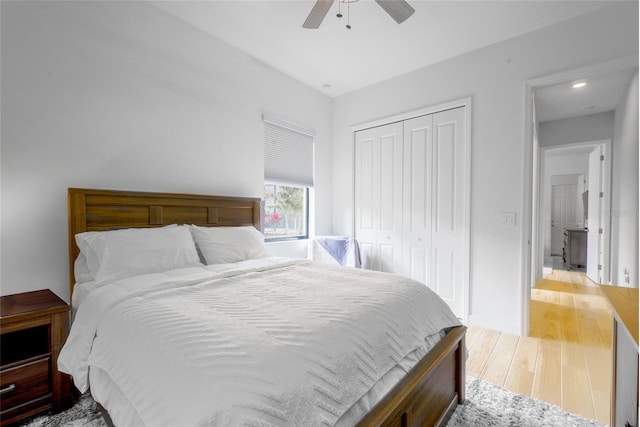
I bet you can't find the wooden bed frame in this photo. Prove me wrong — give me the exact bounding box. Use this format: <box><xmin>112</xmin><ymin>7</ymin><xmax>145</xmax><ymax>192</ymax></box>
<box><xmin>67</xmin><ymin>188</ymin><xmax>466</xmax><ymax>427</ymax></box>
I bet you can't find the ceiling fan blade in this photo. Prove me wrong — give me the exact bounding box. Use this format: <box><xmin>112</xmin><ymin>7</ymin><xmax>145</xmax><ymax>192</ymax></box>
<box><xmin>374</xmin><ymin>0</ymin><xmax>415</xmax><ymax>24</ymax></box>
<box><xmin>303</xmin><ymin>0</ymin><xmax>335</xmax><ymax>29</ymax></box>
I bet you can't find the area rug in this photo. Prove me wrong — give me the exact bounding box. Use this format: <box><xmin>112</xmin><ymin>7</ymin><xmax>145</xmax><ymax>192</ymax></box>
<box><xmin>447</xmin><ymin>376</ymin><xmax>604</xmax><ymax>427</ymax></box>
<box><xmin>20</xmin><ymin>376</ymin><xmax>604</xmax><ymax>427</ymax></box>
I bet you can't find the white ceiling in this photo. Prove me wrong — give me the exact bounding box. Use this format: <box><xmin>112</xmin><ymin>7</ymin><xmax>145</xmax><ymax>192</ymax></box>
<box><xmin>149</xmin><ymin>1</ymin><xmax>635</xmax><ymax>121</ymax></box>
<box><xmin>535</xmin><ymin>67</ymin><xmax>636</xmax><ymax>122</ymax></box>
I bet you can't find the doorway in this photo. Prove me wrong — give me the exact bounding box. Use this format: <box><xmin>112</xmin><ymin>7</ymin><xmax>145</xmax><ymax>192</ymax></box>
<box><xmin>520</xmin><ymin>56</ymin><xmax>635</xmax><ymax>335</ymax></box>
<box><xmin>538</xmin><ymin>141</ymin><xmax>611</xmax><ymax>283</ymax></box>
<box><xmin>551</xmin><ymin>182</ymin><xmax>579</xmax><ymax>256</ymax></box>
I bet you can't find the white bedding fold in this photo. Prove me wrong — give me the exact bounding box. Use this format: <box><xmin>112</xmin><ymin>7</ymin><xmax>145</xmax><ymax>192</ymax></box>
<box><xmin>59</xmin><ymin>258</ymin><xmax>461</xmax><ymax>426</ymax></box>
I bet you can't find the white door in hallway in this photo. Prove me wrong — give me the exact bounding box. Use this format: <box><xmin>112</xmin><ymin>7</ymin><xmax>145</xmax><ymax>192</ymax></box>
<box><xmin>586</xmin><ymin>147</ymin><xmax>603</xmax><ymax>283</ymax></box>
<box><xmin>551</xmin><ymin>184</ymin><xmax>577</xmax><ymax>256</ymax></box>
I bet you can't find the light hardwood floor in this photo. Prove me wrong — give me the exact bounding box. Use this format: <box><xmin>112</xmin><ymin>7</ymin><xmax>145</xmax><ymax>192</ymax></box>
<box><xmin>466</xmin><ymin>268</ymin><xmax>612</xmax><ymax>425</ymax></box>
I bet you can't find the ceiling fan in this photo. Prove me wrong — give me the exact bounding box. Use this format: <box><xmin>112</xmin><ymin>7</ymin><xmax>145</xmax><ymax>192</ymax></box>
<box><xmin>303</xmin><ymin>0</ymin><xmax>415</xmax><ymax>29</ymax></box>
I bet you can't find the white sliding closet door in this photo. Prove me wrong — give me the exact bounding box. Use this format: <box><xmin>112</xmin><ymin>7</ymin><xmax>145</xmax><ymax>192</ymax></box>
<box><xmin>354</xmin><ymin>122</ymin><xmax>404</xmax><ymax>273</ymax></box>
<box><xmin>355</xmin><ymin>106</ymin><xmax>467</xmax><ymax>319</ymax></box>
<box><xmin>402</xmin><ymin>114</ymin><xmax>433</xmax><ymax>284</ymax></box>
<box><xmin>428</xmin><ymin>107</ymin><xmax>466</xmax><ymax>318</ymax></box>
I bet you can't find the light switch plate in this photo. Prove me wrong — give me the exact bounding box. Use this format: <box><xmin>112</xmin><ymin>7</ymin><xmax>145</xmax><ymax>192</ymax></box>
<box><xmin>499</xmin><ymin>212</ymin><xmax>516</xmax><ymax>226</ymax></box>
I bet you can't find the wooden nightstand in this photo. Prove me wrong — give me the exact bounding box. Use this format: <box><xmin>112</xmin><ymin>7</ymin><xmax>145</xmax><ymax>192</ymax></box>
<box><xmin>0</xmin><ymin>290</ymin><xmax>72</xmax><ymax>426</ymax></box>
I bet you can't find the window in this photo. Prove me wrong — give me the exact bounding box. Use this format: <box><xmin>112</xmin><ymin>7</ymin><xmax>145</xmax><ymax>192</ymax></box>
<box><xmin>263</xmin><ymin>116</ymin><xmax>314</xmax><ymax>241</ymax></box>
<box><xmin>263</xmin><ymin>183</ymin><xmax>308</xmax><ymax>240</ymax></box>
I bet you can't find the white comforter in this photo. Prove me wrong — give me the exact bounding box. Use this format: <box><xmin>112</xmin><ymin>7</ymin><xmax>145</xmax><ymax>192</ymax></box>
<box><xmin>59</xmin><ymin>258</ymin><xmax>461</xmax><ymax>426</ymax></box>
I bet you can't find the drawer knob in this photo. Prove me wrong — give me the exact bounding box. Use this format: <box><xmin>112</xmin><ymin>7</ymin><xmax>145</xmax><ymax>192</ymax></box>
<box><xmin>0</xmin><ymin>384</ymin><xmax>16</xmax><ymax>395</ymax></box>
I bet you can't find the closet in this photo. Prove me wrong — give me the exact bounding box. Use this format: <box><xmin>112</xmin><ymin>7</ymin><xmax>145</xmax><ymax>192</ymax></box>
<box><xmin>355</xmin><ymin>106</ymin><xmax>468</xmax><ymax>318</ymax></box>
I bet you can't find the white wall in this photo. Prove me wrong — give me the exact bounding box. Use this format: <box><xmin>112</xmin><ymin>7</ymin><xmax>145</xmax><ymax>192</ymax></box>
<box><xmin>0</xmin><ymin>1</ymin><xmax>333</xmax><ymax>301</ymax></box>
<box><xmin>611</xmin><ymin>70</ymin><xmax>639</xmax><ymax>287</ymax></box>
<box><xmin>539</xmin><ymin>111</ymin><xmax>615</xmax><ymax>147</ymax></box>
<box><xmin>332</xmin><ymin>3</ymin><xmax>638</xmax><ymax>334</ymax></box>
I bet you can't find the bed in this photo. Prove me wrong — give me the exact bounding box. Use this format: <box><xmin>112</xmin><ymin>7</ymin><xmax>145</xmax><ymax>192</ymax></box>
<box><xmin>60</xmin><ymin>188</ymin><xmax>466</xmax><ymax>427</ymax></box>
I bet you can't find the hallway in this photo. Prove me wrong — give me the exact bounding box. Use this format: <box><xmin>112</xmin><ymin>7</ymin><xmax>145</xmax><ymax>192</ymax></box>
<box><xmin>466</xmin><ymin>268</ymin><xmax>612</xmax><ymax>425</ymax></box>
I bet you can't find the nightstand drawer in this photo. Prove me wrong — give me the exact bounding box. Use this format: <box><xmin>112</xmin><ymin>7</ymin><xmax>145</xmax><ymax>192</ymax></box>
<box><xmin>1</xmin><ymin>356</ymin><xmax>51</xmax><ymax>410</ymax></box>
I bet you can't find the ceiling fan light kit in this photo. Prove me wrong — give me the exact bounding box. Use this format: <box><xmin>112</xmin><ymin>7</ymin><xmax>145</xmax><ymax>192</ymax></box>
<box><xmin>335</xmin><ymin>0</ymin><xmax>354</xmax><ymax>29</ymax></box>
<box><xmin>302</xmin><ymin>0</ymin><xmax>415</xmax><ymax>29</ymax></box>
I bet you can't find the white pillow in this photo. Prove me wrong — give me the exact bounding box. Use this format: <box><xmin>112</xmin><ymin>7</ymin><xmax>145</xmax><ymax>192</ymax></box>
<box><xmin>73</xmin><ymin>253</ymin><xmax>94</xmax><ymax>284</ymax></box>
<box><xmin>75</xmin><ymin>225</ymin><xmax>202</xmax><ymax>286</ymax></box>
<box><xmin>190</xmin><ymin>225</ymin><xmax>272</xmax><ymax>265</ymax></box>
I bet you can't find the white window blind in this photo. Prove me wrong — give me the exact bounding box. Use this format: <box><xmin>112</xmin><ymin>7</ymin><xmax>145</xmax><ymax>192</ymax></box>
<box><xmin>264</xmin><ymin>116</ymin><xmax>314</xmax><ymax>187</ymax></box>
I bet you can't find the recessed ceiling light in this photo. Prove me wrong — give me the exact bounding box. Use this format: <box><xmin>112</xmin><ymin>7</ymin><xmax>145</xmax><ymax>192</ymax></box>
<box><xmin>572</xmin><ymin>81</ymin><xmax>587</xmax><ymax>89</ymax></box>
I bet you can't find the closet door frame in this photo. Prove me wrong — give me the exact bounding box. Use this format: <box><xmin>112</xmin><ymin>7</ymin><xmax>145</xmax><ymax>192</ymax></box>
<box><xmin>351</xmin><ymin>97</ymin><xmax>472</xmax><ymax>322</ymax></box>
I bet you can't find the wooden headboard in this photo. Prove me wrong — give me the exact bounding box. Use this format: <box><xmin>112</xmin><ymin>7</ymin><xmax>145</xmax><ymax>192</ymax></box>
<box><xmin>68</xmin><ymin>188</ymin><xmax>262</xmax><ymax>293</ymax></box>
